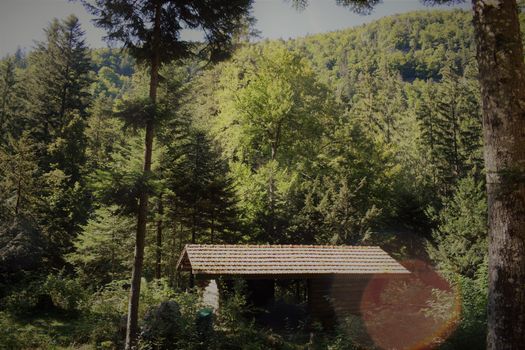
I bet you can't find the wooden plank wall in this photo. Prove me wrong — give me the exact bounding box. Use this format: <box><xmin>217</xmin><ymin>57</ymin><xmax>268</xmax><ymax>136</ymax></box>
<box><xmin>308</xmin><ymin>276</ymin><xmax>375</xmax><ymax>328</ymax></box>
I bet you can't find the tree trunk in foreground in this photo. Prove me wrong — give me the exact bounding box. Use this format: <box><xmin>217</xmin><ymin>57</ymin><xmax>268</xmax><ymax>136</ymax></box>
<box><xmin>124</xmin><ymin>1</ymin><xmax>161</xmax><ymax>349</ymax></box>
<box><xmin>472</xmin><ymin>0</ymin><xmax>525</xmax><ymax>348</ymax></box>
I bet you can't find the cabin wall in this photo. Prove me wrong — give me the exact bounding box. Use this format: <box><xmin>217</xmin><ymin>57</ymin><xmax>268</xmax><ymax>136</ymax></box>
<box><xmin>200</xmin><ymin>279</ymin><xmax>220</xmax><ymax>310</ymax></box>
<box><xmin>246</xmin><ymin>279</ymin><xmax>275</xmax><ymax>308</ymax></box>
<box><xmin>308</xmin><ymin>276</ymin><xmax>378</xmax><ymax>328</ymax></box>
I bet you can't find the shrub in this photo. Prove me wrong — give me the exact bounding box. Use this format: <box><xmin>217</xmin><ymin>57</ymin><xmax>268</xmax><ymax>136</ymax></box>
<box><xmin>214</xmin><ymin>281</ymin><xmax>271</xmax><ymax>350</ymax></box>
<box><xmin>139</xmin><ymin>289</ymin><xmax>207</xmax><ymax>350</ymax></box>
<box><xmin>1</xmin><ymin>279</ymin><xmax>42</xmax><ymax>315</ymax></box>
<box><xmin>84</xmin><ymin>278</ymin><xmax>178</xmax><ymax>348</ymax></box>
<box><xmin>140</xmin><ymin>301</ymin><xmax>182</xmax><ymax>350</ymax></box>
<box><xmin>438</xmin><ymin>265</ymin><xmax>487</xmax><ymax>349</ymax></box>
<box><xmin>43</xmin><ymin>272</ymin><xmax>90</xmax><ymax>311</ymax></box>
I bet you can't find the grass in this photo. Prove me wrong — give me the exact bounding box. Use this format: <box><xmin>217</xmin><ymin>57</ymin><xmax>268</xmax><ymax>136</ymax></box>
<box><xmin>1</xmin><ymin>309</ymin><xmax>95</xmax><ymax>350</ymax></box>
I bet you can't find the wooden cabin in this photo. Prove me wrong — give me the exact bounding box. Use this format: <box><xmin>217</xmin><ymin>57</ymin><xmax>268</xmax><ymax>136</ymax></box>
<box><xmin>176</xmin><ymin>244</ymin><xmax>410</xmax><ymax>327</ymax></box>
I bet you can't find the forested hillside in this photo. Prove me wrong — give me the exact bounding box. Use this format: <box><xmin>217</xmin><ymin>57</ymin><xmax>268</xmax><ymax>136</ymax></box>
<box><xmin>0</xmin><ymin>9</ymin><xmax>493</xmax><ymax>349</ymax></box>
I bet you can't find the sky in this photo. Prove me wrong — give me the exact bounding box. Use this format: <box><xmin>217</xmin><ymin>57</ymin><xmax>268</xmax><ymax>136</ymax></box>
<box><xmin>0</xmin><ymin>0</ymin><xmax>470</xmax><ymax>57</ymax></box>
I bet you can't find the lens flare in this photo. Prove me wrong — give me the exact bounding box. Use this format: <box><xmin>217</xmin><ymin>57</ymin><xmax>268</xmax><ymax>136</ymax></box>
<box><xmin>330</xmin><ymin>259</ymin><xmax>461</xmax><ymax>349</ymax></box>
<box><xmin>361</xmin><ymin>259</ymin><xmax>460</xmax><ymax>349</ymax></box>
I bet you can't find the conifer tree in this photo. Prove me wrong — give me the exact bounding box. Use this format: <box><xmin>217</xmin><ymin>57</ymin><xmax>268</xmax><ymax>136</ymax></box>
<box><xmin>164</xmin><ymin>130</ymin><xmax>238</xmax><ymax>245</ymax></box>
<box><xmin>428</xmin><ymin>175</ymin><xmax>487</xmax><ymax>278</ymax></box>
<box><xmin>80</xmin><ymin>1</ymin><xmax>253</xmax><ymax>346</ymax></box>
<box><xmin>431</xmin><ymin>63</ymin><xmax>482</xmax><ymax>194</ymax></box>
<box><xmin>0</xmin><ymin>132</ymin><xmax>40</xmax><ymax>221</ymax></box>
<box><xmin>351</xmin><ymin>66</ymin><xmax>406</xmax><ymax>144</ymax></box>
<box><xmin>21</xmin><ymin>15</ymin><xmax>92</xmax><ymax>261</ymax></box>
<box><xmin>25</xmin><ymin>15</ymin><xmax>91</xmax><ymax>171</ymax></box>
<box><xmin>416</xmin><ymin>82</ymin><xmax>438</xmax><ymax>159</ymax></box>
<box><xmin>0</xmin><ymin>57</ymin><xmax>21</xmax><ymax>143</ymax></box>
<box><xmin>66</xmin><ymin>205</ymin><xmax>135</xmax><ymax>286</ymax></box>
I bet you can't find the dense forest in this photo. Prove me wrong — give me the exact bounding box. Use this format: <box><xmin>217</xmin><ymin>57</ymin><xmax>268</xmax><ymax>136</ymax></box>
<box><xmin>0</xmin><ymin>7</ymin><xmax>518</xmax><ymax>349</ymax></box>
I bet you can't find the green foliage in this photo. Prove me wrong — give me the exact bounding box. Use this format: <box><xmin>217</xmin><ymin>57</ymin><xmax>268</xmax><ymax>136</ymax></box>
<box><xmin>311</xmin><ymin>316</ymin><xmax>370</xmax><ymax>350</ymax></box>
<box><xmin>85</xmin><ymin>96</ymin><xmax>128</xmax><ymax>170</ymax></box>
<box><xmin>424</xmin><ymin>174</ymin><xmax>488</xmax><ymax>349</ymax></box>
<box><xmin>8</xmin><ymin>14</ymin><xmax>94</xmax><ymax>263</ymax></box>
<box><xmin>428</xmin><ymin>175</ymin><xmax>487</xmax><ymax>278</ymax></box>
<box><xmin>1</xmin><ymin>272</ymin><xmax>88</xmax><ymax>318</ymax></box>
<box><xmin>0</xmin><ymin>219</ymin><xmax>44</xmax><ymax>284</ymax></box>
<box><xmin>139</xmin><ymin>293</ymin><xmax>205</xmax><ymax>350</ymax></box>
<box><xmin>163</xmin><ymin>129</ymin><xmax>239</xmax><ymax>245</ymax></box>
<box><xmin>43</xmin><ymin>272</ymin><xmax>90</xmax><ymax>312</ymax></box>
<box><xmin>83</xmin><ymin>0</ymin><xmax>254</xmax><ymax>64</ymax></box>
<box><xmin>0</xmin><ymin>7</ymin><xmax>494</xmax><ymax>349</ymax></box>
<box><xmin>0</xmin><ymin>312</ymin><xmax>57</xmax><ymax>350</ymax></box>
<box><xmin>0</xmin><ymin>55</ymin><xmax>24</xmax><ymax>144</ymax></box>
<box><xmin>214</xmin><ymin>43</ymin><xmax>336</xmax><ymax>242</ymax></box>
<box><xmin>289</xmin><ymin>9</ymin><xmax>474</xmax><ymax>85</ymax></box>
<box><xmin>67</xmin><ymin>205</ymin><xmax>135</xmax><ymax>286</ymax></box>
<box><xmin>90</xmin><ymin>49</ymin><xmax>133</xmax><ymax>98</ymax></box>
<box><xmin>0</xmin><ymin>132</ymin><xmax>40</xmax><ymax>220</ymax></box>
<box><xmin>25</xmin><ymin>15</ymin><xmax>91</xmax><ymax>151</ymax></box>
<box><xmin>317</xmin><ymin>178</ymin><xmax>381</xmax><ymax>244</ymax></box>
<box><xmin>422</xmin><ymin>62</ymin><xmax>482</xmax><ymax>194</ymax></box>
<box><xmin>1</xmin><ymin>277</ymin><xmax>43</xmax><ymax>315</ymax></box>
<box><xmin>140</xmin><ymin>301</ymin><xmax>183</xmax><ymax>350</ymax></box>
<box><xmin>89</xmin><ymin>133</ymin><xmax>153</xmax><ymax>214</ymax></box>
<box><xmin>214</xmin><ymin>282</ymin><xmax>273</xmax><ymax>350</ymax></box>
<box><xmin>442</xmin><ymin>264</ymin><xmax>488</xmax><ymax>349</ymax></box>
<box><xmin>216</xmin><ymin>43</ymin><xmax>330</xmax><ymax>165</ymax></box>
<box><xmin>83</xmin><ymin>279</ymin><xmax>176</xmax><ymax>347</ymax></box>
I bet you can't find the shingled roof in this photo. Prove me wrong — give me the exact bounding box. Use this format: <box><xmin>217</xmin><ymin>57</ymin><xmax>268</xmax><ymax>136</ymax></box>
<box><xmin>176</xmin><ymin>244</ymin><xmax>410</xmax><ymax>277</ymax></box>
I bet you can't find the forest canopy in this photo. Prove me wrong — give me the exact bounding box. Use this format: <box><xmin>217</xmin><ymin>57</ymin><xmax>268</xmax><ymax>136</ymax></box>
<box><xmin>0</xmin><ymin>7</ymin><xmax>502</xmax><ymax>349</ymax></box>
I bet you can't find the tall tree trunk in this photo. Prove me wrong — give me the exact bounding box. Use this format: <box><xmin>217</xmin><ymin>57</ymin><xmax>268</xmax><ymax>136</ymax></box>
<box><xmin>210</xmin><ymin>211</ymin><xmax>215</xmax><ymax>244</ymax></box>
<box><xmin>155</xmin><ymin>194</ymin><xmax>163</xmax><ymax>280</ymax></box>
<box><xmin>269</xmin><ymin>143</ymin><xmax>277</xmax><ymax>240</ymax></box>
<box><xmin>169</xmin><ymin>224</ymin><xmax>178</xmax><ymax>287</ymax></box>
<box><xmin>189</xmin><ymin>207</ymin><xmax>196</xmax><ymax>288</ymax></box>
<box><xmin>125</xmin><ymin>1</ymin><xmax>161</xmax><ymax>349</ymax></box>
<box><xmin>472</xmin><ymin>0</ymin><xmax>525</xmax><ymax>348</ymax></box>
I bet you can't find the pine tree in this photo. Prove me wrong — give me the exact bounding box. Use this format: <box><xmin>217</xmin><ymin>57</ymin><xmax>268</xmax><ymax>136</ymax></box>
<box><xmin>351</xmin><ymin>65</ymin><xmax>406</xmax><ymax>145</ymax></box>
<box><xmin>416</xmin><ymin>81</ymin><xmax>439</xmax><ymax>168</ymax></box>
<box><xmin>27</xmin><ymin>15</ymin><xmax>90</xmax><ymax>166</ymax></box>
<box><xmin>164</xmin><ymin>130</ymin><xmax>238</xmax><ymax>245</ymax></box>
<box><xmin>0</xmin><ymin>57</ymin><xmax>20</xmax><ymax>143</ymax></box>
<box><xmin>421</xmin><ymin>61</ymin><xmax>483</xmax><ymax>195</ymax></box>
<box><xmin>66</xmin><ymin>205</ymin><xmax>135</xmax><ymax>287</ymax></box>
<box><xmin>428</xmin><ymin>175</ymin><xmax>487</xmax><ymax>278</ymax></box>
<box><xmin>0</xmin><ymin>132</ymin><xmax>40</xmax><ymax>221</ymax></box>
<box><xmin>25</xmin><ymin>15</ymin><xmax>91</xmax><ymax>170</ymax></box>
<box><xmin>21</xmin><ymin>15</ymin><xmax>92</xmax><ymax>261</ymax></box>
<box><xmin>434</xmin><ymin>65</ymin><xmax>462</xmax><ymax>190</ymax></box>
<box><xmin>80</xmin><ymin>2</ymin><xmax>253</xmax><ymax>344</ymax></box>
<box><xmin>318</xmin><ymin>177</ymin><xmax>381</xmax><ymax>244</ymax></box>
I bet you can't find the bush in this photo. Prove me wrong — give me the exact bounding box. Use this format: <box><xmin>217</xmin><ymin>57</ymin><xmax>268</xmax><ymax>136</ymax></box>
<box><xmin>43</xmin><ymin>272</ymin><xmax>90</xmax><ymax>311</ymax></box>
<box><xmin>85</xmin><ymin>278</ymin><xmax>178</xmax><ymax>348</ymax></box>
<box><xmin>1</xmin><ymin>279</ymin><xmax>42</xmax><ymax>315</ymax></box>
<box><xmin>214</xmin><ymin>281</ymin><xmax>273</xmax><ymax>350</ymax></box>
<box><xmin>1</xmin><ymin>272</ymin><xmax>89</xmax><ymax>316</ymax></box>
<box><xmin>438</xmin><ymin>265</ymin><xmax>487</xmax><ymax>349</ymax></box>
<box><xmin>140</xmin><ymin>301</ymin><xmax>182</xmax><ymax>350</ymax></box>
<box><xmin>139</xmin><ymin>289</ymin><xmax>209</xmax><ymax>350</ymax></box>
